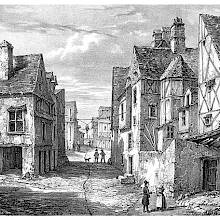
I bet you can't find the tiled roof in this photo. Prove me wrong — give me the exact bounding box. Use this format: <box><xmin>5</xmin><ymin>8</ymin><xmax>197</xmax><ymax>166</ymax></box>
<box><xmin>134</xmin><ymin>46</ymin><xmax>174</xmax><ymax>79</ymax></box>
<box><xmin>160</xmin><ymin>55</ymin><xmax>197</xmax><ymax>80</ymax></box>
<box><xmin>0</xmin><ymin>54</ymin><xmax>41</xmax><ymax>95</ymax></box>
<box><xmin>201</xmin><ymin>14</ymin><xmax>220</xmax><ymax>60</ymax></box>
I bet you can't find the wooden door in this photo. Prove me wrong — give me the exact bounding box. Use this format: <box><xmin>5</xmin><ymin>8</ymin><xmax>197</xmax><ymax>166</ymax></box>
<box><xmin>203</xmin><ymin>159</ymin><xmax>217</xmax><ymax>191</ymax></box>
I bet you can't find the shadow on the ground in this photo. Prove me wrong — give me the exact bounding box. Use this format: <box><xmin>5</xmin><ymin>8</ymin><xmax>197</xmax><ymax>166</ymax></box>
<box><xmin>0</xmin><ymin>185</ymin><xmax>120</xmax><ymax>215</ymax></box>
<box><xmin>51</xmin><ymin>161</ymin><xmax>123</xmax><ymax>180</ymax></box>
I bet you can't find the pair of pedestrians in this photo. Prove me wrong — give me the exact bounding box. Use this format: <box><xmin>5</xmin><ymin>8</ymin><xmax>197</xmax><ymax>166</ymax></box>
<box><xmin>94</xmin><ymin>148</ymin><xmax>106</xmax><ymax>163</ymax></box>
<box><xmin>142</xmin><ymin>180</ymin><xmax>166</xmax><ymax>213</ymax></box>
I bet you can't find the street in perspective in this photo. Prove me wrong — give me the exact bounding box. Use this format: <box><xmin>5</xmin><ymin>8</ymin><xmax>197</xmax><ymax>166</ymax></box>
<box><xmin>1</xmin><ymin>3</ymin><xmax>220</xmax><ymax>216</ymax></box>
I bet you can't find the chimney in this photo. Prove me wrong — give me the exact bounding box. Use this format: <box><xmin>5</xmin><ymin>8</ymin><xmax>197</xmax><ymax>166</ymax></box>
<box><xmin>170</xmin><ymin>17</ymin><xmax>186</xmax><ymax>53</ymax></box>
<box><xmin>152</xmin><ymin>29</ymin><xmax>162</xmax><ymax>48</ymax></box>
<box><xmin>161</xmin><ymin>27</ymin><xmax>171</xmax><ymax>46</ymax></box>
<box><xmin>0</xmin><ymin>40</ymin><xmax>14</xmax><ymax>80</ymax></box>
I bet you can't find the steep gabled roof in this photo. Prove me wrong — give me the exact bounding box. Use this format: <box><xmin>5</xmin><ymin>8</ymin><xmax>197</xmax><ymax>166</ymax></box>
<box><xmin>134</xmin><ymin>46</ymin><xmax>174</xmax><ymax>79</ymax></box>
<box><xmin>201</xmin><ymin>14</ymin><xmax>220</xmax><ymax>60</ymax></box>
<box><xmin>160</xmin><ymin>55</ymin><xmax>197</xmax><ymax>80</ymax></box>
<box><xmin>0</xmin><ymin>54</ymin><xmax>41</xmax><ymax>95</ymax></box>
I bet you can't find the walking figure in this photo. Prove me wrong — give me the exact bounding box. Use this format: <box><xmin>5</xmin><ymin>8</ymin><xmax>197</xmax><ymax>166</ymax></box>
<box><xmin>94</xmin><ymin>148</ymin><xmax>99</xmax><ymax>163</ymax></box>
<box><xmin>156</xmin><ymin>185</ymin><xmax>167</xmax><ymax>211</ymax></box>
<box><xmin>100</xmin><ymin>149</ymin><xmax>106</xmax><ymax>163</ymax></box>
<box><xmin>142</xmin><ymin>180</ymin><xmax>151</xmax><ymax>213</ymax></box>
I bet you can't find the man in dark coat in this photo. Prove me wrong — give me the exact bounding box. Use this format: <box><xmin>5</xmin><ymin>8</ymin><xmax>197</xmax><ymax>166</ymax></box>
<box><xmin>142</xmin><ymin>180</ymin><xmax>151</xmax><ymax>213</ymax></box>
<box><xmin>94</xmin><ymin>148</ymin><xmax>99</xmax><ymax>163</ymax></box>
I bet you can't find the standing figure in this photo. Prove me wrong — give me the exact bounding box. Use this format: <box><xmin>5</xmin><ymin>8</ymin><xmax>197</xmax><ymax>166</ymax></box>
<box><xmin>94</xmin><ymin>148</ymin><xmax>99</xmax><ymax>163</ymax></box>
<box><xmin>142</xmin><ymin>180</ymin><xmax>151</xmax><ymax>213</ymax></box>
<box><xmin>156</xmin><ymin>185</ymin><xmax>166</xmax><ymax>211</ymax></box>
<box><xmin>100</xmin><ymin>149</ymin><xmax>106</xmax><ymax>163</ymax></box>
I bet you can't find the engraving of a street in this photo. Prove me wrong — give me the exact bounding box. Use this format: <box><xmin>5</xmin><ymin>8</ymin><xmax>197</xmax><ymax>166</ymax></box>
<box><xmin>0</xmin><ymin>2</ymin><xmax>220</xmax><ymax>216</ymax></box>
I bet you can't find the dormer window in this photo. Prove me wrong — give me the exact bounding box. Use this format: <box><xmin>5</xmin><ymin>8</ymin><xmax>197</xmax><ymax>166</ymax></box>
<box><xmin>204</xmin><ymin>114</ymin><xmax>212</xmax><ymax>127</ymax></box>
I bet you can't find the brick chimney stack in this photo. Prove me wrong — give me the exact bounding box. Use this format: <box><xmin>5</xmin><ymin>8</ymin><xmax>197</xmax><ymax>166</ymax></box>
<box><xmin>170</xmin><ymin>17</ymin><xmax>186</xmax><ymax>53</ymax></box>
<box><xmin>0</xmin><ymin>40</ymin><xmax>14</xmax><ymax>80</ymax></box>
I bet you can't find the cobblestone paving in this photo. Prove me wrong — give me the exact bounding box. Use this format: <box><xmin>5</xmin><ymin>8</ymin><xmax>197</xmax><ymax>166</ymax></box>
<box><xmin>0</xmin><ymin>160</ymin><xmax>140</xmax><ymax>215</ymax></box>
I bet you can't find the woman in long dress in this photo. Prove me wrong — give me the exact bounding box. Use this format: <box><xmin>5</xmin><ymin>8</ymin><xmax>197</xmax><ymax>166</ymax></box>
<box><xmin>142</xmin><ymin>180</ymin><xmax>151</xmax><ymax>213</ymax></box>
<box><xmin>156</xmin><ymin>186</ymin><xmax>166</xmax><ymax>211</ymax></box>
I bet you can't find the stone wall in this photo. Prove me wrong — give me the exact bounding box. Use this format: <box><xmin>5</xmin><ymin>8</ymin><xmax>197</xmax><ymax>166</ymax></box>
<box><xmin>0</xmin><ymin>95</ymin><xmax>35</xmax><ymax>174</ymax></box>
<box><xmin>174</xmin><ymin>139</ymin><xmax>220</xmax><ymax>197</ymax></box>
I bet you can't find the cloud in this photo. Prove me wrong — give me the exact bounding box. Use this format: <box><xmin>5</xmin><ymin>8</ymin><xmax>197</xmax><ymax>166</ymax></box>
<box><xmin>46</xmin><ymin>32</ymin><xmax>104</xmax><ymax>60</ymax></box>
<box><xmin>111</xmin><ymin>44</ymin><xmax>123</xmax><ymax>54</ymax></box>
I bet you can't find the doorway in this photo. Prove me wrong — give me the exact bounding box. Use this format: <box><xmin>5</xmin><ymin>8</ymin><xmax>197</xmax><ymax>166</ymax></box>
<box><xmin>44</xmin><ymin>151</ymin><xmax>47</xmax><ymax>173</ymax></box>
<box><xmin>39</xmin><ymin>151</ymin><xmax>41</xmax><ymax>174</ymax></box>
<box><xmin>203</xmin><ymin>159</ymin><xmax>217</xmax><ymax>191</ymax></box>
<box><xmin>129</xmin><ymin>156</ymin><xmax>133</xmax><ymax>174</ymax></box>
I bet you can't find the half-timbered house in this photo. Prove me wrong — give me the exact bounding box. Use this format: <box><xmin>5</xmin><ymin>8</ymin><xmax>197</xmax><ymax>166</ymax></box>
<box><xmin>0</xmin><ymin>40</ymin><xmax>66</xmax><ymax>175</ymax></box>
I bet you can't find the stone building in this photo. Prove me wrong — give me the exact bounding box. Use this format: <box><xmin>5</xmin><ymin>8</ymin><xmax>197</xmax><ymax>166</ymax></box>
<box><xmin>65</xmin><ymin>101</ymin><xmax>84</xmax><ymax>151</ymax></box>
<box><xmin>111</xmin><ymin>17</ymin><xmax>210</xmax><ymax>197</ymax></box>
<box><xmin>88</xmin><ymin>106</ymin><xmax>111</xmax><ymax>149</ymax></box>
<box><xmin>0</xmin><ymin>40</ymin><xmax>66</xmax><ymax>175</ymax></box>
<box><xmin>97</xmin><ymin>106</ymin><xmax>111</xmax><ymax>149</ymax></box>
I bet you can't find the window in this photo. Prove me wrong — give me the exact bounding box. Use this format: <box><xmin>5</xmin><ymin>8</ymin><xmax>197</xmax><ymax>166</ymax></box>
<box><xmin>128</xmin><ymin>133</ymin><xmax>132</xmax><ymax>149</ymax></box>
<box><xmin>42</xmin><ymin>123</ymin><xmax>46</xmax><ymax>140</ymax></box>
<box><xmin>149</xmin><ymin>104</ymin><xmax>157</xmax><ymax>118</ymax></box>
<box><xmin>133</xmin><ymin>87</ymin><xmax>137</xmax><ymax>105</ymax></box>
<box><xmin>69</xmin><ymin>108</ymin><xmax>72</xmax><ymax>117</ymax></box>
<box><xmin>186</xmin><ymin>94</ymin><xmax>190</xmax><ymax>107</ymax></box>
<box><xmin>182</xmin><ymin>110</ymin><xmax>186</xmax><ymax>126</ymax></box>
<box><xmin>133</xmin><ymin>116</ymin><xmax>137</xmax><ymax>126</ymax></box>
<box><xmin>121</xmin><ymin>103</ymin><xmax>124</xmax><ymax>121</ymax></box>
<box><xmin>104</xmin><ymin>126</ymin><xmax>107</xmax><ymax>131</ymax></box>
<box><xmin>167</xmin><ymin>125</ymin><xmax>174</xmax><ymax>138</ymax></box>
<box><xmin>204</xmin><ymin>114</ymin><xmax>212</xmax><ymax>126</ymax></box>
<box><xmin>9</xmin><ymin>110</ymin><xmax>24</xmax><ymax>132</ymax></box>
<box><xmin>69</xmin><ymin>126</ymin><xmax>71</xmax><ymax>141</ymax></box>
<box><xmin>53</xmin><ymin>125</ymin><xmax>56</xmax><ymax>140</ymax></box>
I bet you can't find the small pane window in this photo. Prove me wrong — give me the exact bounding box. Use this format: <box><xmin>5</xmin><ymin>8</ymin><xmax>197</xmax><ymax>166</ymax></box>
<box><xmin>9</xmin><ymin>110</ymin><xmax>24</xmax><ymax>132</ymax></box>
<box><xmin>167</xmin><ymin>125</ymin><xmax>174</xmax><ymax>138</ymax></box>
<box><xmin>182</xmin><ymin>110</ymin><xmax>186</xmax><ymax>126</ymax></box>
<box><xmin>121</xmin><ymin>103</ymin><xmax>124</xmax><ymax>121</ymax></box>
<box><xmin>128</xmin><ymin>133</ymin><xmax>132</xmax><ymax>149</ymax></box>
<box><xmin>149</xmin><ymin>104</ymin><xmax>157</xmax><ymax>118</ymax></box>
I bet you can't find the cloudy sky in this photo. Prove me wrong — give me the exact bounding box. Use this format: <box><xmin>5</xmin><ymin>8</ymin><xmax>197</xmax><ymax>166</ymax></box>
<box><xmin>1</xmin><ymin>4</ymin><xmax>220</xmax><ymax>125</ymax></box>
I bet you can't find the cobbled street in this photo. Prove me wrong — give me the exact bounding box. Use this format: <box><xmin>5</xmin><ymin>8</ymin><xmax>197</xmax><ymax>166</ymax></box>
<box><xmin>0</xmin><ymin>148</ymin><xmax>195</xmax><ymax>216</ymax></box>
<box><xmin>0</xmin><ymin>150</ymin><xmax>141</xmax><ymax>215</ymax></box>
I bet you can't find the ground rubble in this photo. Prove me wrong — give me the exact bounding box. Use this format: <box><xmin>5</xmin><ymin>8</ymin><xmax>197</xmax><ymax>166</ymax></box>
<box><xmin>177</xmin><ymin>191</ymin><xmax>220</xmax><ymax>215</ymax></box>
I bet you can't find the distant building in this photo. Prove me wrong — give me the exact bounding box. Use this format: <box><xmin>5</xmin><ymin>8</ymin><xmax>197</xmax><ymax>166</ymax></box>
<box><xmin>65</xmin><ymin>101</ymin><xmax>84</xmax><ymax>151</ymax></box>
<box><xmin>97</xmin><ymin>106</ymin><xmax>111</xmax><ymax>149</ymax></box>
<box><xmin>87</xmin><ymin>106</ymin><xmax>111</xmax><ymax>149</ymax></box>
<box><xmin>0</xmin><ymin>40</ymin><xmax>66</xmax><ymax>175</ymax></box>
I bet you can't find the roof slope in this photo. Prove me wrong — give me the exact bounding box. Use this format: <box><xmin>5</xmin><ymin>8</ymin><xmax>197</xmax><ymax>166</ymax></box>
<box><xmin>134</xmin><ymin>46</ymin><xmax>175</xmax><ymax>79</ymax></box>
<box><xmin>160</xmin><ymin>55</ymin><xmax>197</xmax><ymax>80</ymax></box>
<box><xmin>0</xmin><ymin>54</ymin><xmax>41</xmax><ymax>95</ymax></box>
<box><xmin>201</xmin><ymin>14</ymin><xmax>220</xmax><ymax>60</ymax></box>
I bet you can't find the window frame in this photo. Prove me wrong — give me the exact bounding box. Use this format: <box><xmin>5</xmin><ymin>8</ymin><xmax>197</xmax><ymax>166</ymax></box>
<box><xmin>149</xmin><ymin>104</ymin><xmax>157</xmax><ymax>118</ymax></box>
<box><xmin>133</xmin><ymin>87</ymin><xmax>137</xmax><ymax>105</ymax></box>
<box><xmin>133</xmin><ymin>116</ymin><xmax>137</xmax><ymax>126</ymax></box>
<box><xmin>121</xmin><ymin>103</ymin><xmax>124</xmax><ymax>121</ymax></box>
<box><xmin>128</xmin><ymin>133</ymin><xmax>132</xmax><ymax>149</ymax></box>
<box><xmin>167</xmin><ymin>125</ymin><xmax>174</xmax><ymax>138</ymax></box>
<box><xmin>8</xmin><ymin>109</ymin><xmax>25</xmax><ymax>133</ymax></box>
<box><xmin>182</xmin><ymin>110</ymin><xmax>186</xmax><ymax>126</ymax></box>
